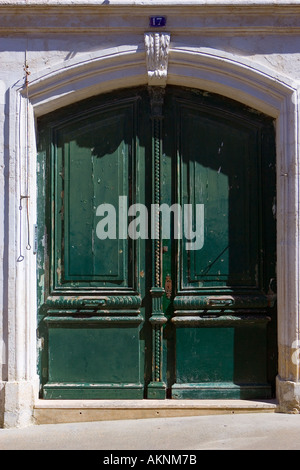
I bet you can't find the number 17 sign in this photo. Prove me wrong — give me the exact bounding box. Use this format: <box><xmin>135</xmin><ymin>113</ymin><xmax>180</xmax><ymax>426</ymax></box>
<box><xmin>149</xmin><ymin>16</ymin><xmax>167</xmax><ymax>27</ymax></box>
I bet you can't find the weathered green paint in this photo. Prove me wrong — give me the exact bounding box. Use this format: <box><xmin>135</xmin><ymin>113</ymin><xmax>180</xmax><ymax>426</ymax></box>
<box><xmin>37</xmin><ymin>86</ymin><xmax>277</xmax><ymax>400</ymax></box>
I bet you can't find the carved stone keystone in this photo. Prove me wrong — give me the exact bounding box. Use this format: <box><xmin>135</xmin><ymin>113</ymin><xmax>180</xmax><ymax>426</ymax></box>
<box><xmin>144</xmin><ymin>32</ymin><xmax>170</xmax><ymax>87</ymax></box>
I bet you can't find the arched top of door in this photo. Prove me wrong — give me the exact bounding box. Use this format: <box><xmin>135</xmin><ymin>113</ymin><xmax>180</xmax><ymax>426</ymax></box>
<box><xmin>25</xmin><ymin>43</ymin><xmax>297</xmax><ymax>119</ymax></box>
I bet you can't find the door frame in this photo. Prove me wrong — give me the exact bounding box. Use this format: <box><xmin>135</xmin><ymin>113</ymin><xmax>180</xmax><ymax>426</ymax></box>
<box><xmin>6</xmin><ymin>44</ymin><xmax>300</xmax><ymax>423</ymax></box>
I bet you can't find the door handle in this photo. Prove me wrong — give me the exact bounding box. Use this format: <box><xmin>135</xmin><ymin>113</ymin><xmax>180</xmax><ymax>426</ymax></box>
<box><xmin>83</xmin><ymin>299</ymin><xmax>106</xmax><ymax>308</ymax></box>
<box><xmin>208</xmin><ymin>298</ymin><xmax>234</xmax><ymax>307</ymax></box>
<box><xmin>165</xmin><ymin>275</ymin><xmax>172</xmax><ymax>299</ymax></box>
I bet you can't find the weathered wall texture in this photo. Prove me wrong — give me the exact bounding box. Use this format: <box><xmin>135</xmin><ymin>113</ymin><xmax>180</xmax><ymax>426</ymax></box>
<box><xmin>1</xmin><ymin>0</ymin><xmax>300</xmax><ymax>426</ymax></box>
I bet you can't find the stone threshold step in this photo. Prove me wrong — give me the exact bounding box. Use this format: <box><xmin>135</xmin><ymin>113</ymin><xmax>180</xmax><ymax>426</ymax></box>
<box><xmin>34</xmin><ymin>399</ymin><xmax>278</xmax><ymax>425</ymax></box>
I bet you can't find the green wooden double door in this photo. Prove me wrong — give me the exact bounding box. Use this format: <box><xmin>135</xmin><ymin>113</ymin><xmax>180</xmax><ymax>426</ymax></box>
<box><xmin>37</xmin><ymin>86</ymin><xmax>277</xmax><ymax>400</ymax></box>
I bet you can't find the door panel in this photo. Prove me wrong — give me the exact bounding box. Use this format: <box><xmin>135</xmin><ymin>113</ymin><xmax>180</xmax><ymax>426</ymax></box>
<box><xmin>180</xmin><ymin>109</ymin><xmax>259</xmax><ymax>288</ymax></box>
<box><xmin>168</xmin><ymin>92</ymin><xmax>270</xmax><ymax>301</ymax></box>
<box><xmin>46</xmin><ymin>323</ymin><xmax>142</xmax><ymax>398</ymax></box>
<box><xmin>55</xmin><ymin>103</ymin><xmax>135</xmax><ymax>289</ymax></box>
<box><xmin>37</xmin><ymin>86</ymin><xmax>277</xmax><ymax>400</ymax></box>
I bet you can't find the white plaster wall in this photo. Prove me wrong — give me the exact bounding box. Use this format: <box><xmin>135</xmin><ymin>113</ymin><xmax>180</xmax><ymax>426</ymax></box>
<box><xmin>1</xmin><ymin>0</ymin><xmax>300</xmax><ymax>426</ymax></box>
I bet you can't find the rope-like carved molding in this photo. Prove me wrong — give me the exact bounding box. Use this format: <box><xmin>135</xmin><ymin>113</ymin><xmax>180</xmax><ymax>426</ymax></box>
<box><xmin>144</xmin><ymin>32</ymin><xmax>170</xmax><ymax>87</ymax></box>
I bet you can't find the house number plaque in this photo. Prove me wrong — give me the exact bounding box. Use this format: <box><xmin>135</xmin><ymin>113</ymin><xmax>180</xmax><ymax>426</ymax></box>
<box><xmin>149</xmin><ymin>16</ymin><xmax>167</xmax><ymax>27</ymax></box>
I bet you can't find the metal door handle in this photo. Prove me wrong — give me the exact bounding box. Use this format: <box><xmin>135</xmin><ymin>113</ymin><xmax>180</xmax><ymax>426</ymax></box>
<box><xmin>83</xmin><ymin>299</ymin><xmax>106</xmax><ymax>307</ymax></box>
<box><xmin>208</xmin><ymin>298</ymin><xmax>234</xmax><ymax>307</ymax></box>
<box><xmin>165</xmin><ymin>275</ymin><xmax>172</xmax><ymax>299</ymax></box>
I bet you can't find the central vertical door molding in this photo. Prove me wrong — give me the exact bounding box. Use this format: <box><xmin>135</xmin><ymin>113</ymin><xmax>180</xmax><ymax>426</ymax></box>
<box><xmin>147</xmin><ymin>87</ymin><xmax>167</xmax><ymax>398</ymax></box>
<box><xmin>145</xmin><ymin>32</ymin><xmax>170</xmax><ymax>398</ymax></box>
